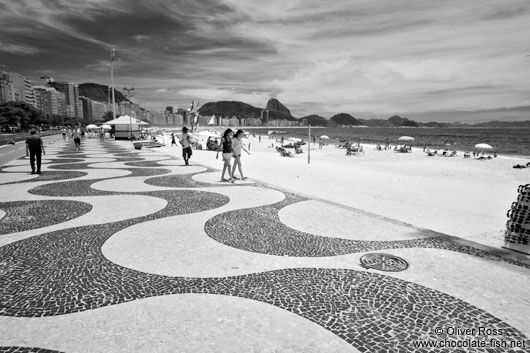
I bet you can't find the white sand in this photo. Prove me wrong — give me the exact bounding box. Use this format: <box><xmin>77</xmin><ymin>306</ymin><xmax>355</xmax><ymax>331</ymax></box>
<box><xmin>152</xmin><ymin>132</ymin><xmax>530</xmax><ymax>250</ymax></box>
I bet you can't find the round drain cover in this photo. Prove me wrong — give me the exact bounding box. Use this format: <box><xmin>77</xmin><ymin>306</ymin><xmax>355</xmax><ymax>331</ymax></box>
<box><xmin>360</xmin><ymin>253</ymin><xmax>409</xmax><ymax>272</ymax></box>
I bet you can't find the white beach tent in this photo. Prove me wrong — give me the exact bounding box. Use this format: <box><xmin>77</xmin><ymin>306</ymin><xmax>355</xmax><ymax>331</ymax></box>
<box><xmin>208</xmin><ymin>114</ymin><xmax>216</xmax><ymax>126</ymax></box>
<box><xmin>104</xmin><ymin>115</ymin><xmax>149</xmax><ymax>126</ymax></box>
<box><xmin>105</xmin><ymin>115</ymin><xmax>149</xmax><ymax>140</ymax></box>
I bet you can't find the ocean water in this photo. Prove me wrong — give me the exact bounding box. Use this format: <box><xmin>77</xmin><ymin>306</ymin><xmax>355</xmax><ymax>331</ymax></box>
<box><xmin>248</xmin><ymin>126</ymin><xmax>530</xmax><ymax>158</ymax></box>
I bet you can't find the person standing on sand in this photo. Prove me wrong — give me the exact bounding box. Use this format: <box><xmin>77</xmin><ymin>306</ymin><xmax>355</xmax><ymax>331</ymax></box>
<box><xmin>171</xmin><ymin>133</ymin><xmax>177</xmax><ymax>147</ymax></box>
<box><xmin>25</xmin><ymin>129</ymin><xmax>45</xmax><ymax>174</ymax></box>
<box><xmin>216</xmin><ymin>128</ymin><xmax>234</xmax><ymax>182</ymax></box>
<box><xmin>180</xmin><ymin>127</ymin><xmax>192</xmax><ymax>165</ymax></box>
<box><xmin>231</xmin><ymin>129</ymin><xmax>250</xmax><ymax>180</ymax></box>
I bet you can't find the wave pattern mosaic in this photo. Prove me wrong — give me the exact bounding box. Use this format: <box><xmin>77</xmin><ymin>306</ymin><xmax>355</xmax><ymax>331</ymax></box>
<box><xmin>0</xmin><ymin>138</ymin><xmax>528</xmax><ymax>352</ymax></box>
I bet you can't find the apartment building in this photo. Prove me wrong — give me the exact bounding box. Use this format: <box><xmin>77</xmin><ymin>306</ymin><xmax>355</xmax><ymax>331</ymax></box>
<box><xmin>3</xmin><ymin>72</ymin><xmax>36</xmax><ymax>107</ymax></box>
<box><xmin>48</xmin><ymin>81</ymin><xmax>83</xmax><ymax>119</ymax></box>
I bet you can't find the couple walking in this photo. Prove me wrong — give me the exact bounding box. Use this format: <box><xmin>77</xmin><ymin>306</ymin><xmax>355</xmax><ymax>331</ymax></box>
<box><xmin>216</xmin><ymin>129</ymin><xmax>250</xmax><ymax>183</ymax></box>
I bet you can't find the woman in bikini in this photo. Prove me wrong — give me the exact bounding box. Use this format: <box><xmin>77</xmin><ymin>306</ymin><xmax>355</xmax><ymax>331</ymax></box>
<box><xmin>231</xmin><ymin>129</ymin><xmax>250</xmax><ymax>180</ymax></box>
<box><xmin>216</xmin><ymin>128</ymin><xmax>234</xmax><ymax>182</ymax></box>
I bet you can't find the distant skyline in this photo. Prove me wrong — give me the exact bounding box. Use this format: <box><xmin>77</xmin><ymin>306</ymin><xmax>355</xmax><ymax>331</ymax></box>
<box><xmin>1</xmin><ymin>0</ymin><xmax>529</xmax><ymax>123</ymax></box>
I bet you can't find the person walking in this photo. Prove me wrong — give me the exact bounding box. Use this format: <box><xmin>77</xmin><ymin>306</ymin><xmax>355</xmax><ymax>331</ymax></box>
<box><xmin>171</xmin><ymin>133</ymin><xmax>177</xmax><ymax>147</ymax></box>
<box><xmin>25</xmin><ymin>129</ymin><xmax>45</xmax><ymax>174</ymax></box>
<box><xmin>231</xmin><ymin>129</ymin><xmax>250</xmax><ymax>180</ymax></box>
<box><xmin>216</xmin><ymin>128</ymin><xmax>234</xmax><ymax>182</ymax></box>
<box><xmin>74</xmin><ymin>134</ymin><xmax>81</xmax><ymax>150</ymax></box>
<box><xmin>180</xmin><ymin>127</ymin><xmax>192</xmax><ymax>165</ymax></box>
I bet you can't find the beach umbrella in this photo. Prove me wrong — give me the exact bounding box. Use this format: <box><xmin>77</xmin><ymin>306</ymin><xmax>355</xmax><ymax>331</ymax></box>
<box><xmin>474</xmin><ymin>143</ymin><xmax>492</xmax><ymax>150</ymax></box>
<box><xmin>398</xmin><ymin>136</ymin><xmax>414</xmax><ymax>142</ymax></box>
<box><xmin>101</xmin><ymin>124</ymin><xmax>112</xmax><ymax>130</ymax></box>
<box><xmin>475</xmin><ymin>143</ymin><xmax>492</xmax><ymax>155</ymax></box>
<box><xmin>287</xmin><ymin>137</ymin><xmax>302</xmax><ymax>142</ymax></box>
<box><xmin>320</xmin><ymin>135</ymin><xmax>330</xmax><ymax>139</ymax></box>
<box><xmin>86</xmin><ymin>124</ymin><xmax>98</xmax><ymax>129</ymax></box>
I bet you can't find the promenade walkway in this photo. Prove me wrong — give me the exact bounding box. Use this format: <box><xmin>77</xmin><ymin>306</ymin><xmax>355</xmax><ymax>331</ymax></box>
<box><xmin>0</xmin><ymin>137</ymin><xmax>529</xmax><ymax>352</ymax></box>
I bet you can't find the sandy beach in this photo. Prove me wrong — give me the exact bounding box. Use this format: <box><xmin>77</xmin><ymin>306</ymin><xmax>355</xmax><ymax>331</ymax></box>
<box><xmin>156</xmin><ymin>131</ymin><xmax>529</xmax><ymax>251</ymax></box>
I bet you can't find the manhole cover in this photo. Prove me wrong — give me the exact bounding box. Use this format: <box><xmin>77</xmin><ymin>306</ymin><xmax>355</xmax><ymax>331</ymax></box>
<box><xmin>360</xmin><ymin>253</ymin><xmax>409</xmax><ymax>272</ymax></box>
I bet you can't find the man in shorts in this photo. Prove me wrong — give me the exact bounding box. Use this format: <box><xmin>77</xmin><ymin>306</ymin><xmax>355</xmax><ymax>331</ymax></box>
<box><xmin>180</xmin><ymin>126</ymin><xmax>192</xmax><ymax>165</ymax></box>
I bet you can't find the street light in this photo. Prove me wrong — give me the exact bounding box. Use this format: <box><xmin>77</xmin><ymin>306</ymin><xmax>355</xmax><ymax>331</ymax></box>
<box><xmin>110</xmin><ymin>48</ymin><xmax>116</xmax><ymax>121</ymax></box>
<box><xmin>123</xmin><ymin>86</ymin><xmax>135</xmax><ymax>140</ymax></box>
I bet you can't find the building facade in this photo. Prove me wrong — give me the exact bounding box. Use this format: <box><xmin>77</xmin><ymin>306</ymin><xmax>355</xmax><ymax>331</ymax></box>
<box><xmin>80</xmin><ymin>96</ymin><xmax>112</xmax><ymax>122</ymax></box>
<box><xmin>4</xmin><ymin>72</ymin><xmax>35</xmax><ymax>107</ymax></box>
<box><xmin>48</xmin><ymin>81</ymin><xmax>83</xmax><ymax>119</ymax></box>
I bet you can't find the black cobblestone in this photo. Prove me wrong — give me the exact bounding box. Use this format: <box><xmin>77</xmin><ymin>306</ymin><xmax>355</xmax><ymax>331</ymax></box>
<box><xmin>0</xmin><ymin>200</ymin><xmax>92</xmax><ymax>234</ymax></box>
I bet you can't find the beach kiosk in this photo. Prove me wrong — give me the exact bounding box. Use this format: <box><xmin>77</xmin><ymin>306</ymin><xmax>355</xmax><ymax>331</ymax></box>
<box><xmin>104</xmin><ymin>115</ymin><xmax>149</xmax><ymax>140</ymax></box>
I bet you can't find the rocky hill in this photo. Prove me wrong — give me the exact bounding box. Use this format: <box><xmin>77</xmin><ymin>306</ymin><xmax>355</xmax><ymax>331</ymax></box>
<box><xmin>387</xmin><ymin>115</ymin><xmax>419</xmax><ymax>127</ymax></box>
<box><xmin>473</xmin><ymin>120</ymin><xmax>530</xmax><ymax>128</ymax></box>
<box><xmin>78</xmin><ymin>83</ymin><xmax>128</xmax><ymax>103</ymax></box>
<box><xmin>329</xmin><ymin>113</ymin><xmax>363</xmax><ymax>126</ymax></box>
<box><xmin>300</xmin><ymin>114</ymin><xmax>328</xmax><ymax>127</ymax></box>
<box><xmin>266</xmin><ymin>98</ymin><xmax>295</xmax><ymax>120</ymax></box>
<box><xmin>198</xmin><ymin>99</ymin><xmax>298</xmax><ymax>121</ymax></box>
<box><xmin>198</xmin><ymin>101</ymin><xmax>262</xmax><ymax>119</ymax></box>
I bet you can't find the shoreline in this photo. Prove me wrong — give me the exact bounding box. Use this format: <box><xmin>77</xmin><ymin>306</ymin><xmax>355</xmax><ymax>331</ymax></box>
<box><xmin>186</xmin><ymin>126</ymin><xmax>530</xmax><ymax>160</ymax></box>
<box><xmin>188</xmin><ymin>127</ymin><xmax>530</xmax><ymax>160</ymax></box>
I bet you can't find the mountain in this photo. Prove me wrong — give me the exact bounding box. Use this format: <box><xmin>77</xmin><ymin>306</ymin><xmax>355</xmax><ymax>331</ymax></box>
<box><xmin>266</xmin><ymin>98</ymin><xmax>295</xmax><ymax>120</ymax></box>
<box><xmin>329</xmin><ymin>113</ymin><xmax>363</xmax><ymax>126</ymax></box>
<box><xmin>387</xmin><ymin>115</ymin><xmax>419</xmax><ymax>127</ymax></box>
<box><xmin>473</xmin><ymin>120</ymin><xmax>530</xmax><ymax>128</ymax></box>
<box><xmin>198</xmin><ymin>99</ymin><xmax>298</xmax><ymax>121</ymax></box>
<box><xmin>198</xmin><ymin>101</ymin><xmax>263</xmax><ymax>119</ymax></box>
<box><xmin>78</xmin><ymin>83</ymin><xmax>128</xmax><ymax>103</ymax></box>
<box><xmin>300</xmin><ymin>114</ymin><xmax>328</xmax><ymax>127</ymax></box>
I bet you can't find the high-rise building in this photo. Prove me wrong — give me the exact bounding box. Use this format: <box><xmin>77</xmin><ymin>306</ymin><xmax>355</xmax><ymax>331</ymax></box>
<box><xmin>80</xmin><ymin>96</ymin><xmax>111</xmax><ymax>122</ymax></box>
<box><xmin>48</xmin><ymin>81</ymin><xmax>82</xmax><ymax>119</ymax></box>
<box><xmin>33</xmin><ymin>86</ymin><xmax>49</xmax><ymax>113</ymax></box>
<box><xmin>56</xmin><ymin>91</ymin><xmax>67</xmax><ymax>117</ymax></box>
<box><xmin>80</xmin><ymin>96</ymin><xmax>93</xmax><ymax>122</ymax></box>
<box><xmin>31</xmin><ymin>86</ymin><xmax>63</xmax><ymax>117</ymax></box>
<box><xmin>5</xmin><ymin>72</ymin><xmax>35</xmax><ymax>107</ymax></box>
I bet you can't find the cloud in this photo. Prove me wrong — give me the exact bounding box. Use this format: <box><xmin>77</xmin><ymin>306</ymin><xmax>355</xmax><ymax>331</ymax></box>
<box><xmin>1</xmin><ymin>0</ymin><xmax>529</xmax><ymax>120</ymax></box>
<box><xmin>0</xmin><ymin>42</ymin><xmax>39</xmax><ymax>55</ymax></box>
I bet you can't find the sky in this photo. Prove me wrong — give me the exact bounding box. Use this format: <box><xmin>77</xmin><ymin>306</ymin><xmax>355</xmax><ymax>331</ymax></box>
<box><xmin>1</xmin><ymin>0</ymin><xmax>529</xmax><ymax>123</ymax></box>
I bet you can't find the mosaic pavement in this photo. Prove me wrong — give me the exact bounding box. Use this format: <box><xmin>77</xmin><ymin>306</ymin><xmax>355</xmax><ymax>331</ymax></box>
<box><xmin>1</xmin><ymin>138</ymin><xmax>529</xmax><ymax>352</ymax></box>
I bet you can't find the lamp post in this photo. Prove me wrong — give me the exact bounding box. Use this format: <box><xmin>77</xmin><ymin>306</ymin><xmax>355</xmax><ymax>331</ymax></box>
<box><xmin>110</xmin><ymin>48</ymin><xmax>116</xmax><ymax>120</ymax></box>
<box><xmin>123</xmin><ymin>86</ymin><xmax>135</xmax><ymax>140</ymax></box>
